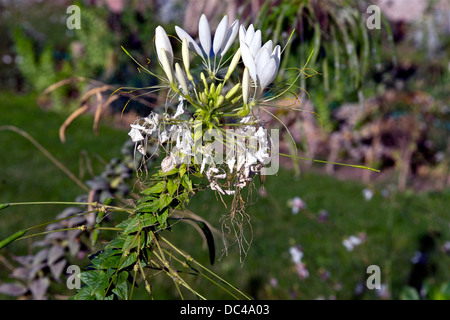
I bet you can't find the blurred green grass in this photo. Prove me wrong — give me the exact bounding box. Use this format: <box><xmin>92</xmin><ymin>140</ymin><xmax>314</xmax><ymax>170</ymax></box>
<box><xmin>0</xmin><ymin>92</ymin><xmax>449</xmax><ymax>300</ymax></box>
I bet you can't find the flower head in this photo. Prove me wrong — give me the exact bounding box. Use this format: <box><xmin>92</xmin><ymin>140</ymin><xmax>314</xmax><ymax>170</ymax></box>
<box><xmin>239</xmin><ymin>24</ymin><xmax>281</xmax><ymax>91</ymax></box>
<box><xmin>175</xmin><ymin>14</ymin><xmax>239</xmax><ymax>75</ymax></box>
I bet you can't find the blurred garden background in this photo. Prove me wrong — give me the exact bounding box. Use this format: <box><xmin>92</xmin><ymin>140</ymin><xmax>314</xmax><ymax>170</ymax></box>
<box><xmin>0</xmin><ymin>0</ymin><xmax>449</xmax><ymax>300</ymax></box>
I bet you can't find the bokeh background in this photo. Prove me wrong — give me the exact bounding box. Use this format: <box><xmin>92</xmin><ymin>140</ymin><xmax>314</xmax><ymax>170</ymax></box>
<box><xmin>0</xmin><ymin>0</ymin><xmax>449</xmax><ymax>300</ymax></box>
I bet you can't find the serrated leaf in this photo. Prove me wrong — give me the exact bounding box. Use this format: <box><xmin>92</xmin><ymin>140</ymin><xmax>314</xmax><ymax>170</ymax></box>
<box><xmin>112</xmin><ymin>271</ymin><xmax>129</xmax><ymax>300</ymax></box>
<box><xmin>80</xmin><ymin>270</ymin><xmax>109</xmax><ymax>292</ymax></box>
<box><xmin>181</xmin><ymin>175</ymin><xmax>193</xmax><ymax>192</ymax></box>
<box><xmin>141</xmin><ymin>181</ymin><xmax>165</xmax><ymax>195</ymax></box>
<box><xmin>158</xmin><ymin>209</ymin><xmax>169</xmax><ymax>227</ymax></box>
<box><xmin>179</xmin><ymin>164</ymin><xmax>187</xmax><ymax>178</ymax></box>
<box><xmin>158</xmin><ymin>194</ymin><xmax>173</xmax><ymax>211</ymax></box>
<box><xmin>167</xmin><ymin>179</ymin><xmax>178</xmax><ymax>196</ymax></box>
<box><xmin>73</xmin><ymin>286</ymin><xmax>96</xmax><ymax>300</ymax></box>
<box><xmin>135</xmin><ymin>199</ymin><xmax>159</xmax><ymax>214</ymax></box>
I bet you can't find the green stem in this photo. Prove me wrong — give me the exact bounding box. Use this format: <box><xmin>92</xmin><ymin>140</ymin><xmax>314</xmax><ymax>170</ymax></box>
<box><xmin>160</xmin><ymin>235</ymin><xmax>252</xmax><ymax>300</ymax></box>
<box><xmin>278</xmin><ymin>152</ymin><xmax>380</xmax><ymax>172</ymax></box>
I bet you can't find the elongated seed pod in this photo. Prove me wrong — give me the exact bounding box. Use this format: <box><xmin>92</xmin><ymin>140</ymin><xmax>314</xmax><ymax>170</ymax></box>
<box><xmin>225</xmin><ymin>83</ymin><xmax>240</xmax><ymax>100</ymax></box>
<box><xmin>224</xmin><ymin>48</ymin><xmax>241</xmax><ymax>81</ymax></box>
<box><xmin>0</xmin><ymin>230</ymin><xmax>27</xmax><ymax>250</ymax></box>
<box><xmin>175</xmin><ymin>63</ymin><xmax>189</xmax><ymax>95</ymax></box>
<box><xmin>242</xmin><ymin>67</ymin><xmax>250</xmax><ymax>105</ymax></box>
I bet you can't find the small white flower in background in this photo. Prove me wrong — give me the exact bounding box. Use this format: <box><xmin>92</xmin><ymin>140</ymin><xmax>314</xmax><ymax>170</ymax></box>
<box><xmin>289</xmin><ymin>245</ymin><xmax>304</xmax><ymax>264</ymax></box>
<box><xmin>295</xmin><ymin>263</ymin><xmax>309</xmax><ymax>280</ymax></box>
<box><xmin>362</xmin><ymin>188</ymin><xmax>374</xmax><ymax>201</ymax></box>
<box><xmin>269</xmin><ymin>278</ymin><xmax>278</xmax><ymax>288</ymax></box>
<box><xmin>442</xmin><ymin>241</ymin><xmax>450</xmax><ymax>255</ymax></box>
<box><xmin>289</xmin><ymin>245</ymin><xmax>309</xmax><ymax>280</ymax></box>
<box><xmin>288</xmin><ymin>196</ymin><xmax>306</xmax><ymax>214</ymax></box>
<box><xmin>342</xmin><ymin>234</ymin><xmax>365</xmax><ymax>251</ymax></box>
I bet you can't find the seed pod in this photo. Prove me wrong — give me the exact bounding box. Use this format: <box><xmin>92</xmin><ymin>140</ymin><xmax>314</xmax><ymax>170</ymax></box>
<box><xmin>0</xmin><ymin>230</ymin><xmax>27</xmax><ymax>250</ymax></box>
<box><xmin>225</xmin><ymin>83</ymin><xmax>240</xmax><ymax>100</ymax></box>
<box><xmin>224</xmin><ymin>48</ymin><xmax>241</xmax><ymax>81</ymax></box>
<box><xmin>242</xmin><ymin>67</ymin><xmax>250</xmax><ymax>105</ymax></box>
<box><xmin>160</xmin><ymin>48</ymin><xmax>174</xmax><ymax>83</ymax></box>
<box><xmin>175</xmin><ymin>63</ymin><xmax>189</xmax><ymax>95</ymax></box>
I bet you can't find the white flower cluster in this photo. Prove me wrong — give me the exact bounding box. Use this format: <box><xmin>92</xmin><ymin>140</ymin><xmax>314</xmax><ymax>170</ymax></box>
<box><xmin>128</xmin><ymin>14</ymin><xmax>282</xmax><ymax>195</ymax></box>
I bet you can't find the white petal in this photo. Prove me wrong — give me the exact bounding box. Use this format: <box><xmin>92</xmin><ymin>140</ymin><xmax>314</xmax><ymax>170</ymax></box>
<box><xmin>173</xmin><ymin>100</ymin><xmax>184</xmax><ymax>119</ymax></box>
<box><xmin>256</xmin><ymin>47</ymin><xmax>270</xmax><ymax>82</ymax></box>
<box><xmin>220</xmin><ymin>19</ymin><xmax>239</xmax><ymax>57</ymax></box>
<box><xmin>175</xmin><ymin>26</ymin><xmax>204</xmax><ymax>57</ymax></box>
<box><xmin>249</xmin><ymin>29</ymin><xmax>261</xmax><ymax>57</ymax></box>
<box><xmin>128</xmin><ymin>127</ymin><xmax>144</xmax><ymax>142</ymax></box>
<box><xmin>155</xmin><ymin>26</ymin><xmax>173</xmax><ymax>65</ymax></box>
<box><xmin>240</xmin><ymin>42</ymin><xmax>257</xmax><ymax>83</ymax></box>
<box><xmin>199</xmin><ymin>14</ymin><xmax>212</xmax><ymax>57</ymax></box>
<box><xmin>245</xmin><ymin>24</ymin><xmax>255</xmax><ymax>45</ymax></box>
<box><xmin>213</xmin><ymin>15</ymin><xmax>229</xmax><ymax>55</ymax></box>
<box><xmin>262</xmin><ymin>40</ymin><xmax>273</xmax><ymax>53</ymax></box>
<box><xmin>239</xmin><ymin>24</ymin><xmax>246</xmax><ymax>43</ymax></box>
<box><xmin>259</xmin><ymin>57</ymin><xmax>277</xmax><ymax>90</ymax></box>
<box><xmin>272</xmin><ymin>45</ymin><xmax>281</xmax><ymax>67</ymax></box>
<box><xmin>161</xmin><ymin>155</ymin><xmax>175</xmax><ymax>172</ymax></box>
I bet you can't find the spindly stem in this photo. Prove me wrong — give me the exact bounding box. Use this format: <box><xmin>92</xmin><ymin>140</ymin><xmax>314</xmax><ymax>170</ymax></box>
<box><xmin>277</xmin><ymin>152</ymin><xmax>380</xmax><ymax>172</ymax></box>
<box><xmin>159</xmin><ymin>235</ymin><xmax>252</xmax><ymax>300</ymax></box>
